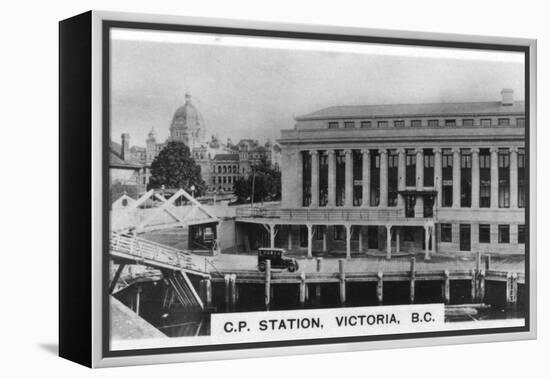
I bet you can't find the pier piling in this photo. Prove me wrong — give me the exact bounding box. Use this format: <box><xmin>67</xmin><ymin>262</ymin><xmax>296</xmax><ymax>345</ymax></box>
<box><xmin>265</xmin><ymin>260</ymin><xmax>271</xmax><ymax>310</ymax></box>
<box><xmin>443</xmin><ymin>270</ymin><xmax>450</xmax><ymax>304</ymax></box>
<box><xmin>409</xmin><ymin>257</ymin><xmax>416</xmax><ymax>304</ymax></box>
<box><xmin>230</xmin><ymin>274</ymin><xmax>237</xmax><ymax>311</ymax></box>
<box><xmin>377</xmin><ymin>271</ymin><xmax>383</xmax><ymax>304</ymax></box>
<box><xmin>299</xmin><ymin>272</ymin><xmax>306</xmax><ymax>306</ymax></box>
<box><xmin>339</xmin><ymin>259</ymin><xmax>346</xmax><ymax>306</ymax></box>
<box><xmin>478</xmin><ymin>270</ymin><xmax>486</xmax><ymax>302</ymax></box>
<box><xmin>224</xmin><ymin>274</ymin><xmax>231</xmax><ymax>311</ymax></box>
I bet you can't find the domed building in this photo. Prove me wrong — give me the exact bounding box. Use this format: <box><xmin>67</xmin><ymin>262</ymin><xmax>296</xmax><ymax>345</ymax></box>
<box><xmin>169</xmin><ymin>93</ymin><xmax>206</xmax><ymax>148</ymax></box>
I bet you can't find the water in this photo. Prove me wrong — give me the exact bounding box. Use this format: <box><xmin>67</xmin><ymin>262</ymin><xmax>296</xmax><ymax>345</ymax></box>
<box><xmin>115</xmin><ymin>279</ymin><xmax>525</xmax><ymax>337</ymax></box>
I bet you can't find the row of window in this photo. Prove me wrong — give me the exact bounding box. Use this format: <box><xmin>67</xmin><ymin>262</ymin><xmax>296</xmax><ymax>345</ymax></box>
<box><xmin>215</xmin><ymin>165</ymin><xmax>239</xmax><ymax>174</ymax></box>
<box><xmin>302</xmin><ymin>148</ymin><xmax>526</xmax><ymax>209</ymax></box>
<box><xmin>327</xmin><ymin>117</ymin><xmax>525</xmax><ymax>129</ymax></box>
<box><xmin>213</xmin><ymin>175</ymin><xmax>236</xmax><ymax>185</ymax></box>
<box><xmin>440</xmin><ymin>224</ymin><xmax>525</xmax><ymax>244</ymax></box>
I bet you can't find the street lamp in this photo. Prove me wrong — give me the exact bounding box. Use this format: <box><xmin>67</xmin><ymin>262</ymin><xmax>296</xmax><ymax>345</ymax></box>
<box><xmin>190</xmin><ymin>185</ymin><xmax>196</xmax><ymax>198</ymax></box>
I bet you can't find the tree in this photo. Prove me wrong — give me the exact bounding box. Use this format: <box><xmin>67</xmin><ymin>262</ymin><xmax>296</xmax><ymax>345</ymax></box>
<box><xmin>148</xmin><ymin>141</ymin><xmax>206</xmax><ymax>196</ymax></box>
<box><xmin>233</xmin><ymin>156</ymin><xmax>281</xmax><ymax>203</ymax></box>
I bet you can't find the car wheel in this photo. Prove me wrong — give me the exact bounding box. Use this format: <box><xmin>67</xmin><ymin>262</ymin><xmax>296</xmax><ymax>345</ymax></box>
<box><xmin>259</xmin><ymin>262</ymin><xmax>266</xmax><ymax>272</ymax></box>
<box><xmin>288</xmin><ymin>264</ymin><xmax>296</xmax><ymax>273</ymax></box>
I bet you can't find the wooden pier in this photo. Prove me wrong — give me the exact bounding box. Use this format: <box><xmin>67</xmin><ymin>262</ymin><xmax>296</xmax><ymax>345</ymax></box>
<box><xmin>201</xmin><ymin>257</ymin><xmax>524</xmax><ymax>311</ymax></box>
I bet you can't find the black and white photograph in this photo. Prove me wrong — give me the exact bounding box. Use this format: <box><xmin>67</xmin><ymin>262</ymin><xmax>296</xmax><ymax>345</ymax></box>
<box><xmin>104</xmin><ymin>18</ymin><xmax>532</xmax><ymax>355</ymax></box>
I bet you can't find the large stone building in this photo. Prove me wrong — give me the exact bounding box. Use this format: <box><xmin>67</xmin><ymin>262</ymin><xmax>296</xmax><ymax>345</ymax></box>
<box><xmin>110</xmin><ymin>93</ymin><xmax>282</xmax><ymax>198</ymax></box>
<box><xmin>236</xmin><ymin>89</ymin><xmax>525</xmax><ymax>258</ymax></box>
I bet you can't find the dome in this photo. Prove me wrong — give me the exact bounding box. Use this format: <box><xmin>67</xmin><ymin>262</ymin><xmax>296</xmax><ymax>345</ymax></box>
<box><xmin>169</xmin><ymin>93</ymin><xmax>206</xmax><ymax>146</ymax></box>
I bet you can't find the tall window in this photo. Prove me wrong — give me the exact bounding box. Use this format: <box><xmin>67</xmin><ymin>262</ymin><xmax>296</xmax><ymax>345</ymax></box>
<box><xmin>388</xmin><ymin>152</ymin><xmax>398</xmax><ymax>206</ymax></box>
<box><xmin>319</xmin><ymin>152</ymin><xmax>328</xmax><ymax>207</ymax></box>
<box><xmin>406</xmin><ymin>150</ymin><xmax>416</xmax><ymax>187</ymax></box>
<box><xmin>394</xmin><ymin>120</ymin><xmax>405</xmax><ymax>128</ymax></box>
<box><xmin>479</xmin><ymin>224</ymin><xmax>490</xmax><ymax>243</ymax></box>
<box><xmin>498</xmin><ymin>151</ymin><xmax>510</xmax><ymax>208</ymax></box>
<box><xmin>441</xmin><ymin>224</ymin><xmax>452</xmax><ymax>242</ymax></box>
<box><xmin>442</xmin><ymin>151</ymin><xmax>453</xmax><ymax>207</ymax></box>
<box><xmin>518</xmin><ymin>151</ymin><xmax>526</xmax><ymax>208</ymax></box>
<box><xmin>335</xmin><ymin>151</ymin><xmax>345</xmax><ymax>206</ymax></box>
<box><xmin>498</xmin><ymin>225</ymin><xmax>510</xmax><ymax>243</ymax></box>
<box><xmin>370</xmin><ymin>151</ymin><xmax>380</xmax><ymax>206</ymax></box>
<box><xmin>424</xmin><ymin>150</ymin><xmax>434</xmax><ymax>187</ymax></box>
<box><xmin>353</xmin><ymin>151</ymin><xmax>363</xmax><ymax>206</ymax></box>
<box><xmin>518</xmin><ymin>224</ymin><xmax>525</xmax><ymax>244</ymax></box>
<box><xmin>302</xmin><ymin>151</ymin><xmax>311</xmax><ymax>207</ymax></box>
<box><xmin>461</xmin><ymin>151</ymin><xmax>472</xmax><ymax>207</ymax></box>
<box><xmin>479</xmin><ymin>150</ymin><xmax>491</xmax><ymax>207</ymax></box>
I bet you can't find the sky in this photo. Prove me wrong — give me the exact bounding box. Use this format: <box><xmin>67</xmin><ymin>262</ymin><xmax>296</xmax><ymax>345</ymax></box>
<box><xmin>110</xmin><ymin>29</ymin><xmax>525</xmax><ymax>147</ymax></box>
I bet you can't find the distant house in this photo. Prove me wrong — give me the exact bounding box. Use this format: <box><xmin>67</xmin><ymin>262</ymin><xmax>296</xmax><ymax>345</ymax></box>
<box><xmin>110</xmin><ymin>133</ymin><xmax>147</xmax><ymax>203</ymax></box>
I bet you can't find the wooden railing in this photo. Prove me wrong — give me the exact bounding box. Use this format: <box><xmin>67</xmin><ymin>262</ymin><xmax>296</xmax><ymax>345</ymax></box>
<box><xmin>110</xmin><ymin>232</ymin><xmax>206</xmax><ymax>275</ymax></box>
<box><xmin>235</xmin><ymin>207</ymin><xmax>422</xmax><ymax>222</ymax></box>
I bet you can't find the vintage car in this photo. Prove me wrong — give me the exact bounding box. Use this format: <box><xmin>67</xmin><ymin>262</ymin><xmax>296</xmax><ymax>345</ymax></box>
<box><xmin>257</xmin><ymin>248</ymin><xmax>299</xmax><ymax>272</ymax></box>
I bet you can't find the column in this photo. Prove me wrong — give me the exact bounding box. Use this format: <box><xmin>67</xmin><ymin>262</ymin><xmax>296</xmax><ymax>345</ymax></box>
<box><xmin>307</xmin><ymin>224</ymin><xmax>313</xmax><ymax>259</ymax></box>
<box><xmin>490</xmin><ymin>147</ymin><xmax>499</xmax><ymax>208</ymax></box>
<box><xmin>287</xmin><ymin>226</ymin><xmax>292</xmax><ymax>251</ymax></box>
<box><xmin>322</xmin><ymin>227</ymin><xmax>327</xmax><ymax>252</ymax></box>
<box><xmin>397</xmin><ymin>148</ymin><xmax>406</xmax><ymax>208</ymax></box>
<box><xmin>296</xmin><ymin>150</ymin><xmax>303</xmax><ymax>207</ymax></box>
<box><xmin>328</xmin><ymin>150</ymin><xmax>336</xmax><ymax>207</ymax></box>
<box><xmin>396</xmin><ymin>228</ymin><xmax>401</xmax><ymax>253</ymax></box>
<box><xmin>434</xmin><ymin>148</ymin><xmax>443</xmax><ymax>208</ymax></box>
<box><xmin>345</xmin><ymin>224</ymin><xmax>351</xmax><ymax>259</ymax></box>
<box><xmin>471</xmin><ymin>148</ymin><xmax>480</xmax><ymax>209</ymax></box>
<box><xmin>452</xmin><ymin>148</ymin><xmax>461</xmax><ymax>208</ymax></box>
<box><xmin>269</xmin><ymin>224</ymin><xmax>275</xmax><ymax>248</ymax></box>
<box><xmin>424</xmin><ymin>225</ymin><xmax>431</xmax><ymax>260</ymax></box>
<box><xmin>310</xmin><ymin>150</ymin><xmax>319</xmax><ymax>207</ymax></box>
<box><xmin>510</xmin><ymin>147</ymin><xmax>518</xmax><ymax>208</ymax></box>
<box><xmin>361</xmin><ymin>149</ymin><xmax>371</xmax><ymax>207</ymax></box>
<box><xmin>415</xmin><ymin>148</ymin><xmax>424</xmax><ymax>216</ymax></box>
<box><xmin>345</xmin><ymin>149</ymin><xmax>353</xmax><ymax>207</ymax></box>
<box><xmin>416</xmin><ymin>148</ymin><xmax>424</xmax><ymax>190</ymax></box>
<box><xmin>386</xmin><ymin>225</ymin><xmax>392</xmax><ymax>260</ymax></box>
<box><xmin>379</xmin><ymin>149</ymin><xmax>388</xmax><ymax>207</ymax></box>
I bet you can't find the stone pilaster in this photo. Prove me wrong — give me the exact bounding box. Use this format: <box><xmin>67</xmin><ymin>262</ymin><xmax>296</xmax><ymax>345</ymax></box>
<box><xmin>434</xmin><ymin>148</ymin><xmax>442</xmax><ymax>208</ymax></box>
<box><xmin>490</xmin><ymin>147</ymin><xmax>499</xmax><ymax>208</ymax></box>
<box><xmin>397</xmin><ymin>148</ymin><xmax>406</xmax><ymax>208</ymax></box>
<box><xmin>471</xmin><ymin>148</ymin><xmax>480</xmax><ymax>209</ymax></box>
<box><xmin>310</xmin><ymin>150</ymin><xmax>319</xmax><ymax>207</ymax></box>
<box><xmin>379</xmin><ymin>149</ymin><xmax>388</xmax><ymax>207</ymax></box>
<box><xmin>328</xmin><ymin>149</ymin><xmax>336</xmax><ymax>207</ymax></box>
<box><xmin>452</xmin><ymin>148</ymin><xmax>461</xmax><ymax>208</ymax></box>
<box><xmin>345</xmin><ymin>149</ymin><xmax>353</xmax><ymax>207</ymax></box>
<box><xmin>510</xmin><ymin>147</ymin><xmax>518</xmax><ymax>208</ymax></box>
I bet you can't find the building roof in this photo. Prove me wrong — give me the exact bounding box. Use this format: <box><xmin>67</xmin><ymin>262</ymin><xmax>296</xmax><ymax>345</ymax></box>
<box><xmin>296</xmin><ymin>100</ymin><xmax>525</xmax><ymax>121</ymax></box>
<box><xmin>214</xmin><ymin>153</ymin><xmax>239</xmax><ymax>161</ymax></box>
<box><xmin>110</xmin><ymin>141</ymin><xmax>144</xmax><ymax>169</ymax></box>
